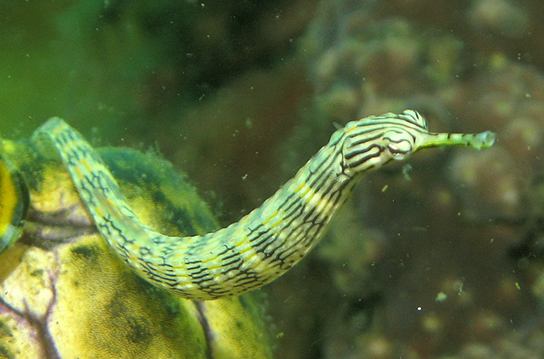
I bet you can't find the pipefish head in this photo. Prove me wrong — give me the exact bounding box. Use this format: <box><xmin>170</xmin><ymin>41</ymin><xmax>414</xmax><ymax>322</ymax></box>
<box><xmin>339</xmin><ymin>109</ymin><xmax>497</xmax><ymax>173</ymax></box>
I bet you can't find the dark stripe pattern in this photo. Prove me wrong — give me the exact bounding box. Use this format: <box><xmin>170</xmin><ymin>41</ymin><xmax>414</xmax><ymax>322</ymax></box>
<box><xmin>33</xmin><ymin>110</ymin><xmax>495</xmax><ymax>300</ymax></box>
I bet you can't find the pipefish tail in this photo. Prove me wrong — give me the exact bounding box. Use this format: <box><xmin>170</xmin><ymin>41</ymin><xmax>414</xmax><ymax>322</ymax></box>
<box><xmin>34</xmin><ymin>110</ymin><xmax>496</xmax><ymax>300</ymax></box>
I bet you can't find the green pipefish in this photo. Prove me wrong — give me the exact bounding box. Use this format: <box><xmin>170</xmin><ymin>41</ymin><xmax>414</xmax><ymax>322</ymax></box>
<box><xmin>34</xmin><ymin>110</ymin><xmax>496</xmax><ymax>300</ymax></box>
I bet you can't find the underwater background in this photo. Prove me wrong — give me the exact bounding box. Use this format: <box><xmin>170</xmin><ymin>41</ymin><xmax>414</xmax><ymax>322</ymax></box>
<box><xmin>2</xmin><ymin>0</ymin><xmax>544</xmax><ymax>358</ymax></box>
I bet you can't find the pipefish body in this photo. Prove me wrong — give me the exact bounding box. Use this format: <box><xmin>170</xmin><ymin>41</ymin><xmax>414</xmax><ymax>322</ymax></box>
<box><xmin>34</xmin><ymin>110</ymin><xmax>496</xmax><ymax>300</ymax></box>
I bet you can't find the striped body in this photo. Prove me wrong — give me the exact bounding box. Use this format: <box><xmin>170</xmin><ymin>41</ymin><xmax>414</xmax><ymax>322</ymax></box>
<box><xmin>35</xmin><ymin>110</ymin><xmax>495</xmax><ymax>300</ymax></box>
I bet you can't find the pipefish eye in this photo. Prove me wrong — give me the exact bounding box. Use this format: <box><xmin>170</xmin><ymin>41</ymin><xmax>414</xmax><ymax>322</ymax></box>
<box><xmin>383</xmin><ymin>131</ymin><xmax>414</xmax><ymax>159</ymax></box>
<box><xmin>387</xmin><ymin>141</ymin><xmax>412</xmax><ymax>159</ymax></box>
